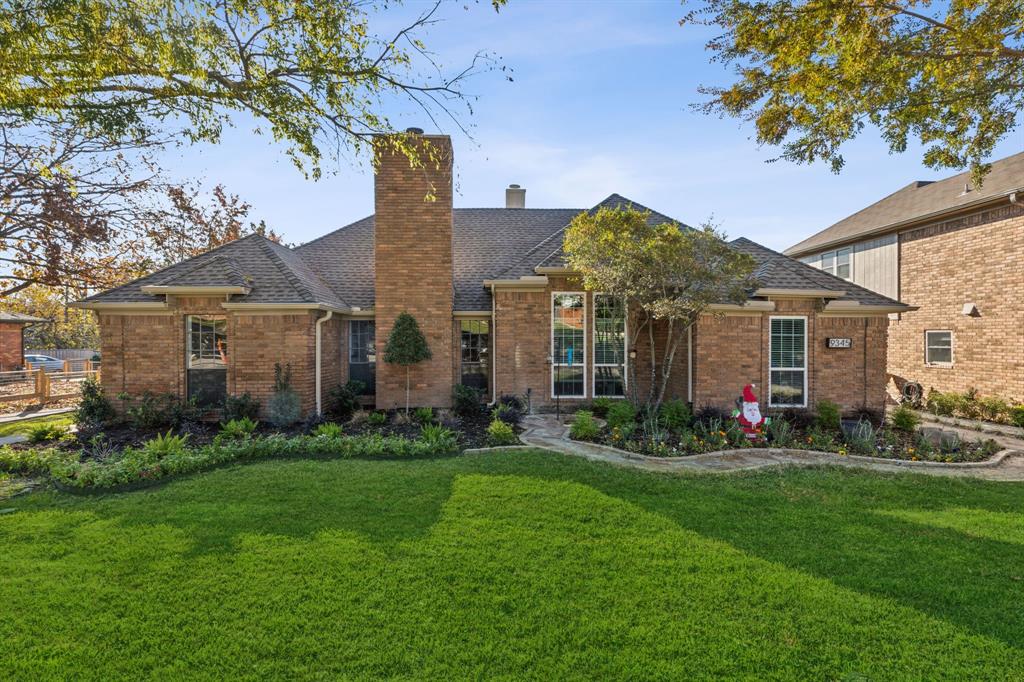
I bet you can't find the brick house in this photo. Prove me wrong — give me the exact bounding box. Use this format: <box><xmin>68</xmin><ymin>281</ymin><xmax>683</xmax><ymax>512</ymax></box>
<box><xmin>786</xmin><ymin>152</ymin><xmax>1024</xmax><ymax>402</ymax></box>
<box><xmin>75</xmin><ymin>133</ymin><xmax>909</xmax><ymax>417</ymax></box>
<box><xmin>0</xmin><ymin>312</ymin><xmax>48</xmax><ymax>371</ymax></box>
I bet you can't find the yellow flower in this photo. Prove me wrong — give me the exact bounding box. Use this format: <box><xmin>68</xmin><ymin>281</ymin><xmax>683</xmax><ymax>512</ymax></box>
<box><xmin>718</xmin><ymin>430</ymin><xmax>726</xmax><ymax>436</ymax></box>
<box><xmin>907</xmin><ymin>447</ymin><xmax>915</xmax><ymax>453</ymax></box>
<box><xmin>911</xmin><ymin>456</ymin><xmax>919</xmax><ymax>461</ymax></box>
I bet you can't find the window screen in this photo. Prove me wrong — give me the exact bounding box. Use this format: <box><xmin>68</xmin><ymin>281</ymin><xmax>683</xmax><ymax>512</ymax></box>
<box><xmin>925</xmin><ymin>330</ymin><xmax>953</xmax><ymax>365</ymax></box>
<box><xmin>769</xmin><ymin>317</ymin><xmax>806</xmax><ymax>406</ymax></box>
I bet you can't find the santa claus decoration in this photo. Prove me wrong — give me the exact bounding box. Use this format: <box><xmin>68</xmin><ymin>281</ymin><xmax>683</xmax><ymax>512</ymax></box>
<box><xmin>735</xmin><ymin>384</ymin><xmax>767</xmax><ymax>440</ymax></box>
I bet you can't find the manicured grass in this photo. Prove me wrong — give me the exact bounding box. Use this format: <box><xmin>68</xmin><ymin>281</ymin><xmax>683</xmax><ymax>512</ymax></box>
<box><xmin>3</xmin><ymin>450</ymin><xmax>1023</xmax><ymax>679</ymax></box>
<box><xmin>0</xmin><ymin>412</ymin><xmax>73</xmax><ymax>438</ymax></box>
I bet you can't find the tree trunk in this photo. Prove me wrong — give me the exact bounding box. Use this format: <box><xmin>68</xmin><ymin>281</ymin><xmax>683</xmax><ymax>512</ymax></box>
<box><xmin>405</xmin><ymin>366</ymin><xmax>410</xmax><ymax>416</ymax></box>
<box><xmin>655</xmin><ymin>323</ymin><xmax>685</xmax><ymax>410</ymax></box>
<box><xmin>646</xmin><ymin>318</ymin><xmax>657</xmax><ymax>408</ymax></box>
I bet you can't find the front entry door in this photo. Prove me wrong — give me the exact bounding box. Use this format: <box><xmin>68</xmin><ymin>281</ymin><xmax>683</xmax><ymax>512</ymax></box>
<box><xmin>187</xmin><ymin>316</ymin><xmax>228</xmax><ymax>407</ymax></box>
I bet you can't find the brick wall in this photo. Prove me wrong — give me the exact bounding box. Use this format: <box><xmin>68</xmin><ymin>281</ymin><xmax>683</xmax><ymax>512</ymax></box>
<box><xmin>373</xmin><ymin>134</ymin><xmax>455</xmax><ymax>409</ymax></box>
<box><xmin>888</xmin><ymin>202</ymin><xmax>1024</xmax><ymax>401</ymax></box>
<box><xmin>691</xmin><ymin>299</ymin><xmax>889</xmax><ymax>415</ymax></box>
<box><xmin>0</xmin><ymin>322</ymin><xmax>24</xmax><ymax>371</ymax></box>
<box><xmin>98</xmin><ymin>297</ymin><xmax>322</xmax><ymax>416</ymax></box>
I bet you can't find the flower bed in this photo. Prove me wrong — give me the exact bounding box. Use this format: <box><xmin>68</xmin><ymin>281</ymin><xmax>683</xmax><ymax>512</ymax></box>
<box><xmin>570</xmin><ymin>402</ymin><xmax>1001</xmax><ymax>463</ymax></box>
<box><xmin>923</xmin><ymin>388</ymin><xmax>1024</xmax><ymax>428</ymax></box>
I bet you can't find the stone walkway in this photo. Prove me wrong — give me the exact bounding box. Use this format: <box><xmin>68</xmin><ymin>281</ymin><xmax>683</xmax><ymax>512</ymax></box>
<box><xmin>520</xmin><ymin>415</ymin><xmax>1024</xmax><ymax>481</ymax></box>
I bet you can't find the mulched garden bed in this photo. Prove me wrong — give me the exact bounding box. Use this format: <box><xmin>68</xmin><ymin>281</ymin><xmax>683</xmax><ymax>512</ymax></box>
<box><xmin>576</xmin><ymin>416</ymin><xmax>1002</xmax><ymax>463</ymax></box>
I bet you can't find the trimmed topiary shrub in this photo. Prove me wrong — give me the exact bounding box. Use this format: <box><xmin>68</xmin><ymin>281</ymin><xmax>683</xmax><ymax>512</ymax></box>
<box><xmin>267</xmin><ymin>363</ymin><xmax>301</xmax><ymax>428</ymax></box>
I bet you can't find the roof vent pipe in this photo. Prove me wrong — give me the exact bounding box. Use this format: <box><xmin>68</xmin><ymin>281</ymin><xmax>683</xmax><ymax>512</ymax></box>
<box><xmin>505</xmin><ymin>184</ymin><xmax>526</xmax><ymax>209</ymax></box>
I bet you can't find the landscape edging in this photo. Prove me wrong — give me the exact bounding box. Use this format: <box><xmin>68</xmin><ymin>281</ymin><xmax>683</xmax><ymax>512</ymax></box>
<box><xmin>911</xmin><ymin>409</ymin><xmax>1024</xmax><ymax>440</ymax></box>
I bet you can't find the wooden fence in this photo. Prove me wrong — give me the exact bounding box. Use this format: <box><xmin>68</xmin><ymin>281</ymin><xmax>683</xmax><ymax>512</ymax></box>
<box><xmin>0</xmin><ymin>362</ymin><xmax>100</xmax><ymax>406</ymax></box>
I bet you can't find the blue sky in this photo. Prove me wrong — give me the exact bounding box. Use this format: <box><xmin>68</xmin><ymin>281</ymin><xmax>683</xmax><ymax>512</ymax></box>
<box><xmin>166</xmin><ymin>0</ymin><xmax>1023</xmax><ymax>252</ymax></box>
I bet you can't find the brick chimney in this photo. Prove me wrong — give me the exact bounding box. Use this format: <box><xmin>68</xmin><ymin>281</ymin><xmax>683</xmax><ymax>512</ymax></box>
<box><xmin>373</xmin><ymin>131</ymin><xmax>454</xmax><ymax>409</ymax></box>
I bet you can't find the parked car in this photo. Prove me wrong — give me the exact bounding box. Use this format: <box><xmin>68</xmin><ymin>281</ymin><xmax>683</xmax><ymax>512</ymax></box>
<box><xmin>23</xmin><ymin>354</ymin><xmax>65</xmax><ymax>372</ymax></box>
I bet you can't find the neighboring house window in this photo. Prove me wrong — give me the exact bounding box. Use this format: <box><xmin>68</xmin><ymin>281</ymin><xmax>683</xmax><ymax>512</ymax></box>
<box><xmin>593</xmin><ymin>294</ymin><xmax>625</xmax><ymax>397</ymax></box>
<box><xmin>349</xmin><ymin>320</ymin><xmax>375</xmax><ymax>394</ymax></box>
<box><xmin>552</xmin><ymin>293</ymin><xmax>586</xmax><ymax>397</ymax></box>
<box><xmin>460</xmin><ymin>320</ymin><xmax>489</xmax><ymax>393</ymax></box>
<box><xmin>819</xmin><ymin>247</ymin><xmax>852</xmax><ymax>280</ymax></box>
<box><xmin>769</xmin><ymin>316</ymin><xmax>807</xmax><ymax>407</ymax></box>
<box><xmin>925</xmin><ymin>330</ymin><xmax>953</xmax><ymax>366</ymax></box>
<box><xmin>187</xmin><ymin>316</ymin><xmax>228</xmax><ymax>368</ymax></box>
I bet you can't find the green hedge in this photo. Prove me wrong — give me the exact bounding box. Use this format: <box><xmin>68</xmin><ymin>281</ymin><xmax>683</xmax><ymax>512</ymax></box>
<box><xmin>0</xmin><ymin>433</ymin><xmax>458</xmax><ymax>492</ymax></box>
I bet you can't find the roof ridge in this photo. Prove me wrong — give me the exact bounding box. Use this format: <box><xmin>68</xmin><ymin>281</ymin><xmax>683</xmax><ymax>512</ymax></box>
<box><xmin>493</xmin><ymin>225</ymin><xmax>569</xmax><ymax>279</ymax></box>
<box><xmin>258</xmin><ymin>238</ymin><xmax>315</xmax><ymax>302</ymax></box>
<box><xmin>296</xmin><ymin>214</ymin><xmax>373</xmax><ymax>251</ymax></box>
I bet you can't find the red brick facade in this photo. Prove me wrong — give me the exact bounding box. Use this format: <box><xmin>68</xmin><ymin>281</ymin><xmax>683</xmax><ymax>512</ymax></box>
<box><xmin>1</xmin><ymin>321</ymin><xmax>25</xmax><ymax>371</ymax></box>
<box><xmin>888</xmin><ymin>202</ymin><xmax>1024</xmax><ymax>401</ymax></box>
<box><xmin>373</xmin><ymin>135</ymin><xmax>455</xmax><ymax>409</ymax></box>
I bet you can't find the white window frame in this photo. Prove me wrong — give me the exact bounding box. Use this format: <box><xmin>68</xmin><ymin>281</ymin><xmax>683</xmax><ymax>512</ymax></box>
<box><xmin>551</xmin><ymin>291</ymin><xmax>587</xmax><ymax>399</ymax></box>
<box><xmin>924</xmin><ymin>330</ymin><xmax>954</xmax><ymax>367</ymax></box>
<box><xmin>186</xmin><ymin>315</ymin><xmax>228</xmax><ymax>369</ymax></box>
<box><xmin>592</xmin><ymin>293</ymin><xmax>628</xmax><ymax>398</ymax></box>
<box><xmin>768</xmin><ymin>315</ymin><xmax>808</xmax><ymax>408</ymax></box>
<box><xmin>818</xmin><ymin>247</ymin><xmax>853</xmax><ymax>280</ymax></box>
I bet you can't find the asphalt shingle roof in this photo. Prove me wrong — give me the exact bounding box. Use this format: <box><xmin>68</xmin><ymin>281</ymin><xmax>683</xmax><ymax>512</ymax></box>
<box><xmin>82</xmin><ymin>194</ymin><xmax>906</xmax><ymax>312</ymax></box>
<box><xmin>0</xmin><ymin>311</ymin><xmax>48</xmax><ymax>323</ymax></box>
<box><xmin>786</xmin><ymin>151</ymin><xmax>1024</xmax><ymax>256</ymax></box>
<box><xmin>731</xmin><ymin>238</ymin><xmax>903</xmax><ymax>307</ymax></box>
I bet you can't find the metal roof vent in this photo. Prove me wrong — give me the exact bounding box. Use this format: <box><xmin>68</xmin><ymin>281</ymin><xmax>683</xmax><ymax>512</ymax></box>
<box><xmin>405</xmin><ymin>127</ymin><xmax>424</xmax><ymax>134</ymax></box>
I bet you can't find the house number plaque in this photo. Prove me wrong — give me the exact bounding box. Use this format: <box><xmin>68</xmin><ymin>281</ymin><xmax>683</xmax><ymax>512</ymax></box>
<box><xmin>826</xmin><ymin>338</ymin><xmax>852</xmax><ymax>349</ymax></box>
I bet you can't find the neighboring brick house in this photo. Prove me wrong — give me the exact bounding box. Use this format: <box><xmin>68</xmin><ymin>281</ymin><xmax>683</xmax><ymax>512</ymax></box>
<box><xmin>0</xmin><ymin>312</ymin><xmax>48</xmax><ymax>371</ymax></box>
<box><xmin>76</xmin><ymin>132</ymin><xmax>909</xmax><ymax>417</ymax></box>
<box><xmin>786</xmin><ymin>152</ymin><xmax>1024</xmax><ymax>403</ymax></box>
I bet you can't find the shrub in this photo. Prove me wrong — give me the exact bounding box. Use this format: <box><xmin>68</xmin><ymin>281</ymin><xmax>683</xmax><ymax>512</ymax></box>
<box><xmin>413</xmin><ymin>406</ymin><xmax>435</xmax><ymax>425</ymax></box>
<box><xmin>498</xmin><ymin>394</ymin><xmax>525</xmax><ymax>410</ymax></box>
<box><xmin>313</xmin><ymin>422</ymin><xmax>344</xmax><ymax>438</ymax></box>
<box><xmin>223</xmin><ymin>393</ymin><xmax>260</xmax><ymax>422</ymax></box>
<box><xmin>978</xmin><ymin>396</ymin><xmax>1010</xmax><ymax>423</ymax></box>
<box><xmin>695</xmin><ymin>403</ymin><xmax>731</xmax><ymax>422</ymax></box>
<box><xmin>491</xmin><ymin>402</ymin><xmax>522</xmax><ymax>427</ymax></box>
<box><xmin>658</xmin><ymin>399</ymin><xmax>692</xmax><ymax>434</ymax></box>
<box><xmin>267</xmin><ymin>363</ymin><xmax>301</xmax><ymax>428</ymax></box>
<box><xmin>0</xmin><ymin>446</ymin><xmax>75</xmax><ymax>476</ymax></box>
<box><xmin>125</xmin><ymin>392</ymin><xmax>167</xmax><ymax>429</ymax></box>
<box><xmin>569</xmin><ymin>410</ymin><xmax>600</xmax><ymax>441</ymax></box>
<box><xmin>814</xmin><ymin>400</ymin><xmax>841</xmax><ymax>432</ymax></box>
<box><xmin>164</xmin><ymin>395</ymin><xmax>202</xmax><ymax>429</ymax></box>
<box><xmin>938</xmin><ymin>431</ymin><xmax>962</xmax><ymax>455</ymax></box>
<box><xmin>451</xmin><ymin>384</ymin><xmax>484</xmax><ymax>416</ymax></box>
<box><xmin>888</xmin><ymin>405</ymin><xmax>921</xmax><ymax>433</ymax></box>
<box><xmin>382</xmin><ymin>311</ymin><xmax>432</xmax><ymax>415</ymax></box>
<box><xmin>486</xmin><ymin>419</ymin><xmax>517</xmax><ymax>446</ymax></box>
<box><xmin>1011</xmin><ymin>406</ymin><xmax>1024</xmax><ymax>429</ymax></box>
<box><xmin>419</xmin><ymin>424</ymin><xmax>459</xmax><ymax>453</ymax></box>
<box><xmin>326</xmin><ymin>380</ymin><xmax>364</xmax><ymax>422</ymax></box>
<box><xmin>27</xmin><ymin>421</ymin><xmax>71</xmax><ymax>444</ymax></box>
<box><xmin>804</xmin><ymin>426</ymin><xmax>838</xmax><ymax>451</ymax></box>
<box><xmin>606</xmin><ymin>401</ymin><xmax>637</xmax><ymax>430</ymax></box>
<box><xmin>926</xmin><ymin>389</ymin><xmax>957</xmax><ymax>417</ymax></box>
<box><xmin>437</xmin><ymin>409</ymin><xmax>462</xmax><ymax>431</ymax></box>
<box><xmin>367</xmin><ymin>411</ymin><xmax>388</xmax><ymax>426</ymax></box>
<box><xmin>75</xmin><ymin>377</ymin><xmax>114</xmax><ymax>428</ymax></box>
<box><xmin>141</xmin><ymin>430</ymin><xmax>190</xmax><ymax>458</ymax></box>
<box><xmin>214</xmin><ymin>417</ymin><xmax>259</xmax><ymax>445</ymax></box>
<box><xmin>591</xmin><ymin>397</ymin><xmax>614</xmax><ymax>418</ymax></box>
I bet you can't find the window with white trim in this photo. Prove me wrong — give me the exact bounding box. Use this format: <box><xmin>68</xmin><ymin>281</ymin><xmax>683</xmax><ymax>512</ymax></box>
<box><xmin>769</xmin><ymin>317</ymin><xmax>806</xmax><ymax>407</ymax></box>
<box><xmin>925</xmin><ymin>330</ymin><xmax>953</xmax><ymax>366</ymax></box>
<box><xmin>593</xmin><ymin>294</ymin><xmax>625</xmax><ymax>397</ymax></box>
<box><xmin>552</xmin><ymin>293</ymin><xmax>585</xmax><ymax>397</ymax></box>
<box><xmin>819</xmin><ymin>247</ymin><xmax>852</xmax><ymax>280</ymax></box>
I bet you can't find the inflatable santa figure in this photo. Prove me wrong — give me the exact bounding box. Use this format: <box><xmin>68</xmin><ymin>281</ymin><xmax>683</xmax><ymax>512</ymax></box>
<box><xmin>736</xmin><ymin>384</ymin><xmax>767</xmax><ymax>440</ymax></box>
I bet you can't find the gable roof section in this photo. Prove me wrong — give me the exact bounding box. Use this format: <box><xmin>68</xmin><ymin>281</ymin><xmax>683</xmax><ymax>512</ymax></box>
<box><xmin>731</xmin><ymin>237</ymin><xmax>904</xmax><ymax>307</ymax></box>
<box><xmin>786</xmin><ymin>151</ymin><xmax>1024</xmax><ymax>256</ymax></box>
<box><xmin>0</xmin><ymin>311</ymin><xmax>48</xmax><ymax>323</ymax></box>
<box><xmin>79</xmin><ymin>234</ymin><xmax>346</xmax><ymax>308</ymax></box>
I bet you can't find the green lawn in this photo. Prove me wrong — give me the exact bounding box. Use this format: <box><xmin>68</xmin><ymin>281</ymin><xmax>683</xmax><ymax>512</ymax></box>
<box><xmin>3</xmin><ymin>450</ymin><xmax>1023</xmax><ymax>680</ymax></box>
<box><xmin>0</xmin><ymin>412</ymin><xmax>72</xmax><ymax>438</ymax></box>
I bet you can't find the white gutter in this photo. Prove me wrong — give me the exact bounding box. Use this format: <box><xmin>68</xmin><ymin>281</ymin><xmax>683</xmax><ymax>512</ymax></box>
<box><xmin>490</xmin><ymin>284</ymin><xmax>497</xmax><ymax>405</ymax></box>
<box><xmin>315</xmin><ymin>309</ymin><xmax>334</xmax><ymax>415</ymax></box>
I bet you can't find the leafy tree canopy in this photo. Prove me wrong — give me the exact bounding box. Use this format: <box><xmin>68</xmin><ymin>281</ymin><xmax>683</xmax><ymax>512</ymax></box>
<box><xmin>685</xmin><ymin>1</ymin><xmax>1024</xmax><ymax>183</ymax></box>
<box><xmin>0</xmin><ymin>0</ymin><xmax>497</xmax><ymax>177</ymax></box>
<box><xmin>564</xmin><ymin>206</ymin><xmax>756</xmax><ymax>407</ymax></box>
<box><xmin>383</xmin><ymin>312</ymin><xmax>432</xmax><ymax>366</ymax></box>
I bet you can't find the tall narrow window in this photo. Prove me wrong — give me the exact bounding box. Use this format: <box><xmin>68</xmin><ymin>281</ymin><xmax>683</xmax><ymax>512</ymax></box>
<box><xmin>925</xmin><ymin>330</ymin><xmax>953</xmax><ymax>366</ymax></box>
<box><xmin>593</xmin><ymin>295</ymin><xmax>625</xmax><ymax>397</ymax></box>
<box><xmin>769</xmin><ymin>317</ymin><xmax>806</xmax><ymax>407</ymax></box>
<box><xmin>460</xmin><ymin>320</ymin><xmax>489</xmax><ymax>393</ymax></box>
<box><xmin>348</xmin><ymin>320</ymin><xmax>375</xmax><ymax>395</ymax></box>
<box><xmin>835</xmin><ymin>248</ymin><xmax>852</xmax><ymax>279</ymax></box>
<box><xmin>552</xmin><ymin>293</ymin><xmax>585</xmax><ymax>397</ymax></box>
<box><xmin>186</xmin><ymin>316</ymin><xmax>227</xmax><ymax>407</ymax></box>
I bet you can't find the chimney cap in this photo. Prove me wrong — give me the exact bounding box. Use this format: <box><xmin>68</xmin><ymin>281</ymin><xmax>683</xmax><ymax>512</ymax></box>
<box><xmin>405</xmin><ymin>126</ymin><xmax>424</xmax><ymax>135</ymax></box>
<box><xmin>508</xmin><ymin>183</ymin><xmax>520</xmax><ymax>189</ymax></box>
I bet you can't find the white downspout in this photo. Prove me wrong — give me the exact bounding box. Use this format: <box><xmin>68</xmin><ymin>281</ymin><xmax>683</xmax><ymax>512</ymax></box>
<box><xmin>315</xmin><ymin>309</ymin><xmax>334</xmax><ymax>415</ymax></box>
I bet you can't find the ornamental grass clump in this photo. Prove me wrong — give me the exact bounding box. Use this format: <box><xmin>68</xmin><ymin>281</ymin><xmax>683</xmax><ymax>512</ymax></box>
<box><xmin>419</xmin><ymin>424</ymin><xmax>459</xmax><ymax>453</ymax></box>
<box><xmin>312</xmin><ymin>422</ymin><xmax>344</xmax><ymax>439</ymax></box>
<box><xmin>27</xmin><ymin>421</ymin><xmax>71</xmax><ymax>444</ymax></box>
<box><xmin>267</xmin><ymin>363</ymin><xmax>301</xmax><ymax>428</ymax></box>
<box><xmin>569</xmin><ymin>410</ymin><xmax>600</xmax><ymax>441</ymax></box>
